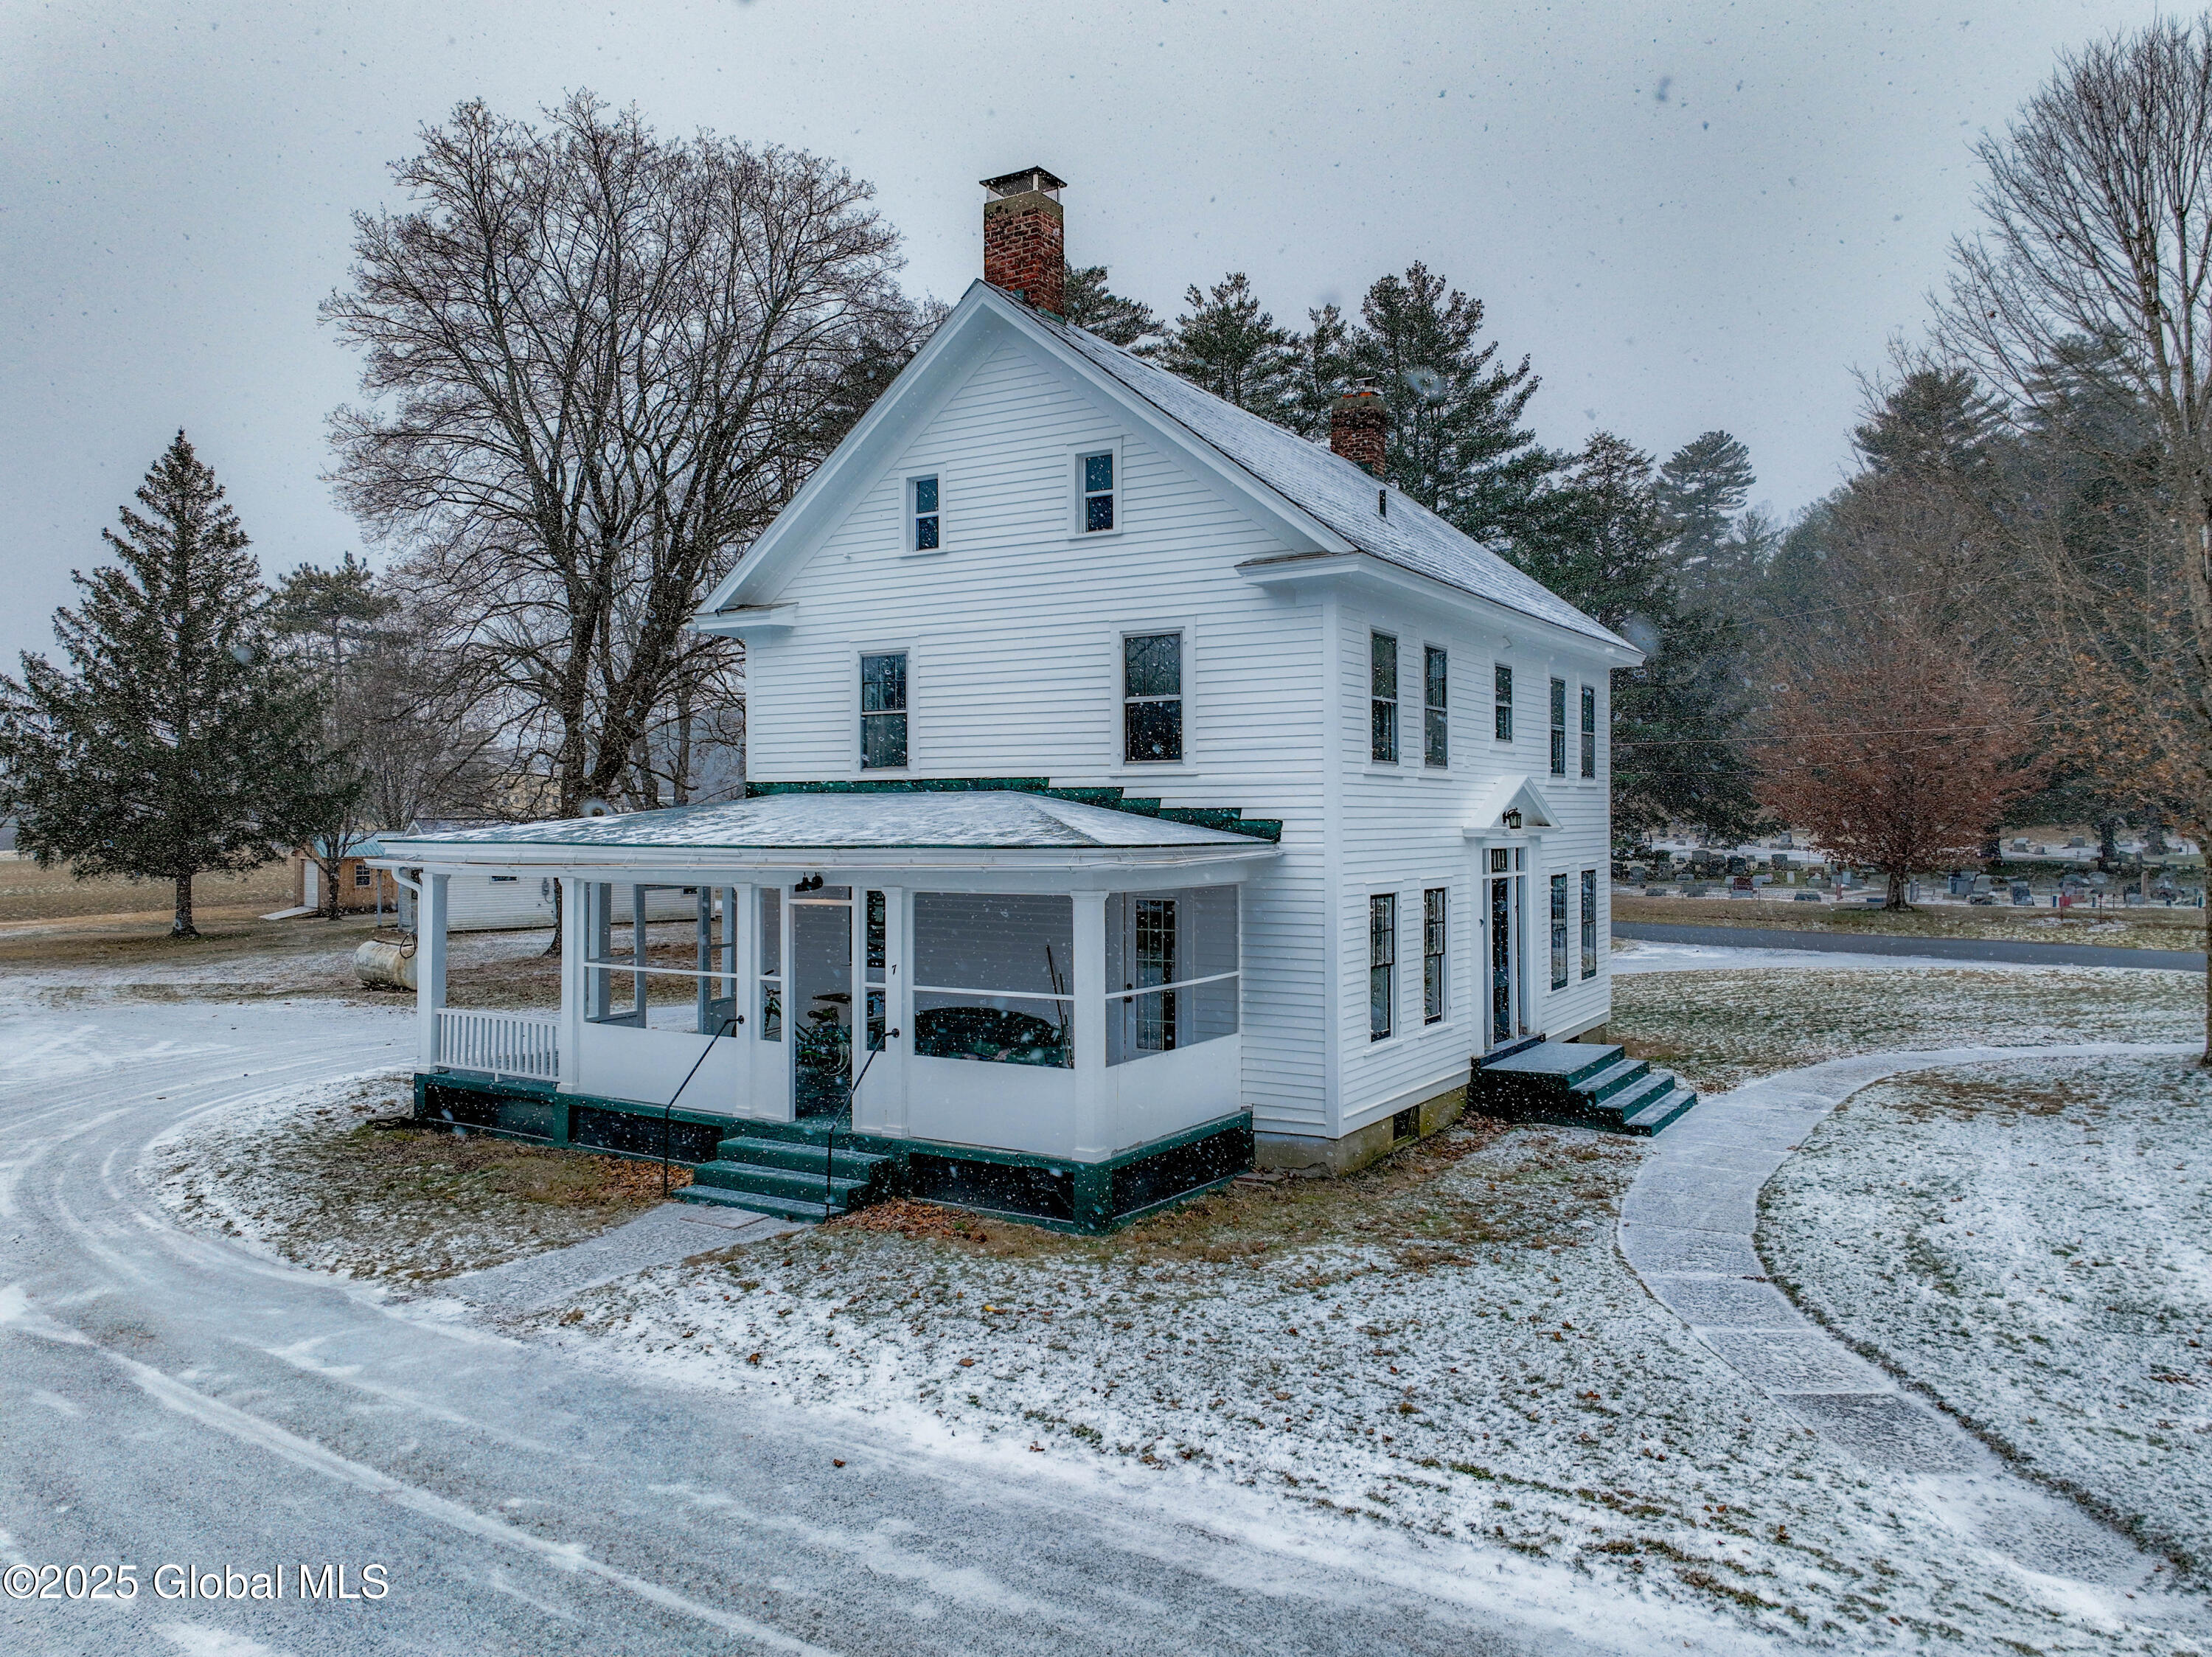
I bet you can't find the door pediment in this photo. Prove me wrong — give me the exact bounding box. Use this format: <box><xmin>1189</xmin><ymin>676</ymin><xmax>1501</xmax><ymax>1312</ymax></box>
<box><xmin>1464</xmin><ymin>776</ymin><xmax>1559</xmax><ymax>836</ymax></box>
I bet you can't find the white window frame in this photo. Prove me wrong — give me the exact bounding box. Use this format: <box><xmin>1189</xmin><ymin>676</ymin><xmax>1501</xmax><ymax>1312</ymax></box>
<box><xmin>1422</xmin><ymin>642</ymin><xmax>1450</xmax><ymax>770</ymax></box>
<box><xmin>1109</xmin><ymin>617</ymin><xmax>1197</xmax><ymax>774</ymax></box>
<box><xmin>902</xmin><ymin>470</ymin><xmax>945</xmax><ymax>557</ymax></box>
<box><xmin>1368</xmin><ymin>629</ymin><xmax>1399</xmax><ymax>765</ymax></box>
<box><xmin>1117</xmin><ymin>624</ymin><xmax>1187</xmax><ymax>769</ymax></box>
<box><xmin>1069</xmin><ymin>437</ymin><xmax>1125</xmax><ymax>541</ymax></box>
<box><xmin>1579</xmin><ymin>681</ymin><xmax>1599</xmax><ymax>780</ymax></box>
<box><xmin>854</xmin><ymin>643</ymin><xmax>915</xmax><ymax>774</ymax></box>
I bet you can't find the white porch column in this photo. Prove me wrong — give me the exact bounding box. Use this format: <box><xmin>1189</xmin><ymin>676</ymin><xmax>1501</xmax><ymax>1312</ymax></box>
<box><xmin>416</xmin><ymin>872</ymin><xmax>449</xmax><ymax>1070</ymax></box>
<box><xmin>558</xmin><ymin>877</ymin><xmax>584</xmax><ymax>1091</ymax></box>
<box><xmin>1071</xmin><ymin>889</ymin><xmax>1109</xmax><ymax>1158</ymax></box>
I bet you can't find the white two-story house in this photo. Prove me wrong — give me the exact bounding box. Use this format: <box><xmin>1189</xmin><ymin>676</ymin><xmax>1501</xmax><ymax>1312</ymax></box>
<box><xmin>380</xmin><ymin>167</ymin><xmax>1677</xmax><ymax>1232</ymax></box>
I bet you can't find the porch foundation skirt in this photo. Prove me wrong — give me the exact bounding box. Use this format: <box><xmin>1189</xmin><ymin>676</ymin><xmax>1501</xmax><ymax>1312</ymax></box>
<box><xmin>412</xmin><ymin>1070</ymin><xmax>1252</xmax><ymax>1234</ymax></box>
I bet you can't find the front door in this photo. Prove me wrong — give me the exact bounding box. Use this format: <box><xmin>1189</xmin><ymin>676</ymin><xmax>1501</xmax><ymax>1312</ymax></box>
<box><xmin>1489</xmin><ymin>874</ymin><xmax>1515</xmax><ymax>1046</ymax></box>
<box><xmin>790</xmin><ymin>886</ymin><xmax>853</xmax><ymax>1119</ymax></box>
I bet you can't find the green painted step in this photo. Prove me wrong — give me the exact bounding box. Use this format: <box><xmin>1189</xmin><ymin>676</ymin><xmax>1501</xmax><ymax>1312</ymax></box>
<box><xmin>1470</xmin><ymin>1039</ymin><xmax>1698</xmax><ymax>1137</ymax></box>
<box><xmin>675</xmin><ymin>1124</ymin><xmax>896</xmax><ymax>1223</ymax></box>
<box><xmin>678</xmin><ymin>1183</ymin><xmax>838</xmax><ymax>1223</ymax></box>
<box><xmin>711</xmin><ymin>1136</ymin><xmax>888</xmax><ymax>1181</ymax></box>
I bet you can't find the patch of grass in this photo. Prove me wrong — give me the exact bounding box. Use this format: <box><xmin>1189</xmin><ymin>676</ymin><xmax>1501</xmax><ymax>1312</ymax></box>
<box><xmin>1609</xmin><ymin>965</ymin><xmax>2201</xmax><ymax>1092</ymax></box>
<box><xmin>0</xmin><ymin>854</ymin><xmax>293</xmax><ymax>924</ymax></box>
<box><xmin>1613</xmin><ymin>892</ymin><xmax>2205</xmax><ymax>953</ymax></box>
<box><xmin>824</xmin><ymin>1111</ymin><xmax>1638</xmax><ymax>1272</ymax></box>
<box><xmin>161</xmin><ymin>1077</ymin><xmax>686</xmax><ymax>1284</ymax></box>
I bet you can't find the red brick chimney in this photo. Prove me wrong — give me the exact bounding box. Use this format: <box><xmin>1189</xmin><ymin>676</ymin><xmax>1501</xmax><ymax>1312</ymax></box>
<box><xmin>981</xmin><ymin>167</ymin><xmax>1066</xmax><ymax>316</ymax></box>
<box><xmin>1330</xmin><ymin>385</ymin><xmax>1386</xmax><ymax>477</ymax></box>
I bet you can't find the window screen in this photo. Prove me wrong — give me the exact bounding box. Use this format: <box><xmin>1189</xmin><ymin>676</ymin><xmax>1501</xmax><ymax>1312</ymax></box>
<box><xmin>1423</xmin><ymin>646</ymin><xmax>1447</xmax><ymax>768</ymax></box>
<box><xmin>1422</xmin><ymin>887</ymin><xmax>1447</xmax><ymax>1024</ymax></box>
<box><xmin>1123</xmin><ymin>632</ymin><xmax>1183</xmax><ymax>763</ymax></box>
<box><xmin>1549</xmin><ymin>677</ymin><xmax>1568</xmax><ymax>776</ymax></box>
<box><xmin>1370</xmin><ymin>632</ymin><xmax>1398</xmax><ymax>763</ymax></box>
<box><xmin>1580</xmin><ymin>869</ymin><xmax>1599</xmax><ymax>981</ymax></box>
<box><xmin>1550</xmin><ymin>873</ymin><xmax>1569</xmax><ymax>990</ymax></box>
<box><xmin>860</xmin><ymin>653</ymin><xmax>908</xmax><ymax>768</ymax></box>
<box><xmin>1580</xmin><ymin>684</ymin><xmax>1597</xmax><ymax>779</ymax></box>
<box><xmin>1494</xmin><ymin>664</ymin><xmax>1513</xmax><ymax>742</ymax></box>
<box><xmin>1369</xmin><ymin>894</ymin><xmax>1396</xmax><ymax>1041</ymax></box>
<box><xmin>1082</xmin><ymin>451</ymin><xmax>1116</xmax><ymax>532</ymax></box>
<box><xmin>912</xmin><ymin>476</ymin><xmax>939</xmax><ymax>550</ymax></box>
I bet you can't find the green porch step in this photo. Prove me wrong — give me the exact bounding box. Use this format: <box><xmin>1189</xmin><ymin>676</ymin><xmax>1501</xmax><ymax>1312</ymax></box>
<box><xmin>1470</xmin><ymin>1040</ymin><xmax>1699</xmax><ymax>1137</ymax></box>
<box><xmin>675</xmin><ymin>1123</ymin><xmax>894</xmax><ymax>1223</ymax></box>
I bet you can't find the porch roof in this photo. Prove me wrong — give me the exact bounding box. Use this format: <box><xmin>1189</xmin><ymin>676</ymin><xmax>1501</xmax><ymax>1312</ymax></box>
<box><xmin>375</xmin><ymin>791</ymin><xmax>1281</xmax><ymax>875</ymax></box>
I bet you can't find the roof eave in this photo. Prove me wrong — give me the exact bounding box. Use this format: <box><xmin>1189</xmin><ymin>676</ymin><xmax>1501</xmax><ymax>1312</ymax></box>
<box><xmin>369</xmin><ymin>841</ymin><xmax>1279</xmax><ymax>877</ymax></box>
<box><xmin>1234</xmin><ymin>551</ymin><xmax>1643</xmax><ymax>664</ymax></box>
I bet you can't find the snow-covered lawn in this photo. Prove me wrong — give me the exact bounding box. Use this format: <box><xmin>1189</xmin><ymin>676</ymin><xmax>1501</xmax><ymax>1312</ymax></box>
<box><xmin>1609</xmin><ymin>965</ymin><xmax>2202</xmax><ymax>1091</ymax></box>
<box><xmin>1762</xmin><ymin>1052</ymin><xmax>2212</xmax><ymax>1584</ymax></box>
<box><xmin>519</xmin><ymin>1107</ymin><xmax>2196</xmax><ymax>1650</ymax></box>
<box><xmin>152</xmin><ymin>1070</ymin><xmax>689</xmax><ymax>1282</ymax></box>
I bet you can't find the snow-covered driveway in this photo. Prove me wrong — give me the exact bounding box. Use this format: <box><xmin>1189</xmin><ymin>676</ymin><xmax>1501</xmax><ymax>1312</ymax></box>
<box><xmin>0</xmin><ymin>997</ymin><xmax>1714</xmax><ymax>1657</ymax></box>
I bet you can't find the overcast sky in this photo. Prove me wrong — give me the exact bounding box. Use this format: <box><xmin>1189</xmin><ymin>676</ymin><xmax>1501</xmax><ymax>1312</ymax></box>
<box><xmin>0</xmin><ymin>0</ymin><xmax>2163</xmax><ymax>668</ymax></box>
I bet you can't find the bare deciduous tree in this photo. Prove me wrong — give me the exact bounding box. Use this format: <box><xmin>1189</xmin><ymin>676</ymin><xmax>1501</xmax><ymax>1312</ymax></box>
<box><xmin>324</xmin><ymin>94</ymin><xmax>920</xmax><ymax>821</ymax></box>
<box><xmin>1941</xmin><ymin>16</ymin><xmax>2212</xmax><ymax>1054</ymax></box>
<box><xmin>1759</xmin><ymin>622</ymin><xmax>2042</xmax><ymax>909</ymax></box>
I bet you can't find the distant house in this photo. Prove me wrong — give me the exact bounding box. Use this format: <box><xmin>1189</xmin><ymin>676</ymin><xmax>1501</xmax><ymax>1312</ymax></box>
<box><xmin>375</xmin><ymin>167</ymin><xmax>1660</xmax><ymax>1231</ymax></box>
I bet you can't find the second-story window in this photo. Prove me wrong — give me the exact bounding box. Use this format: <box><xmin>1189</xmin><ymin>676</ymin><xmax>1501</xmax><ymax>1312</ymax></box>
<box><xmin>1370</xmin><ymin>631</ymin><xmax>1398</xmax><ymax>763</ymax></box>
<box><xmin>1123</xmin><ymin>632</ymin><xmax>1182</xmax><ymax>763</ymax></box>
<box><xmin>1550</xmin><ymin>677</ymin><xmax>1568</xmax><ymax>776</ymax></box>
<box><xmin>860</xmin><ymin>652</ymin><xmax>908</xmax><ymax>769</ymax></box>
<box><xmin>1082</xmin><ymin>451</ymin><xmax>1116</xmax><ymax>532</ymax></box>
<box><xmin>911</xmin><ymin>476</ymin><xmax>939</xmax><ymax>550</ymax></box>
<box><xmin>1424</xmin><ymin>646</ymin><xmax>1448</xmax><ymax>767</ymax></box>
<box><xmin>1580</xmin><ymin>684</ymin><xmax>1597</xmax><ymax>779</ymax></box>
<box><xmin>1494</xmin><ymin>663</ymin><xmax>1514</xmax><ymax>742</ymax></box>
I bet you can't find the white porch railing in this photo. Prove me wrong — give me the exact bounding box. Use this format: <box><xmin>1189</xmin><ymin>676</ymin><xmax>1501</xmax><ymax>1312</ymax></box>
<box><xmin>437</xmin><ymin>1009</ymin><xmax>560</xmax><ymax>1083</ymax></box>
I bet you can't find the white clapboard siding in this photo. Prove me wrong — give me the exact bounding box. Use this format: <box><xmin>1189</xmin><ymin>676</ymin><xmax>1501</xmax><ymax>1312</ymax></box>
<box><xmin>738</xmin><ymin>335</ymin><xmax>1615</xmax><ymax>1145</ymax></box>
<box><xmin>747</xmin><ymin>343</ymin><xmax>1333</xmax><ymax>1133</ymax></box>
<box><xmin>1330</xmin><ymin>599</ymin><xmax>1617</xmax><ymax>1138</ymax></box>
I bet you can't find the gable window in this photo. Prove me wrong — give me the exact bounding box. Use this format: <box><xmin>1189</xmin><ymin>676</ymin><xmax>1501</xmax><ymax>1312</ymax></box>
<box><xmin>1581</xmin><ymin>869</ymin><xmax>1599</xmax><ymax>980</ymax></box>
<box><xmin>1550</xmin><ymin>873</ymin><xmax>1569</xmax><ymax>990</ymax></box>
<box><xmin>1370</xmin><ymin>631</ymin><xmax>1399</xmax><ymax>763</ymax></box>
<box><xmin>1082</xmin><ymin>450</ymin><xmax>1116</xmax><ymax>532</ymax></box>
<box><xmin>911</xmin><ymin>475</ymin><xmax>940</xmax><ymax>551</ymax></box>
<box><xmin>1423</xmin><ymin>647</ymin><xmax>1447</xmax><ymax>767</ymax></box>
<box><xmin>1422</xmin><ymin>887</ymin><xmax>1447</xmax><ymax>1024</ymax></box>
<box><xmin>1123</xmin><ymin>632</ymin><xmax>1183</xmax><ymax>763</ymax></box>
<box><xmin>1494</xmin><ymin>664</ymin><xmax>1513</xmax><ymax>742</ymax></box>
<box><xmin>860</xmin><ymin>652</ymin><xmax>908</xmax><ymax>769</ymax></box>
<box><xmin>1580</xmin><ymin>684</ymin><xmax>1597</xmax><ymax>779</ymax></box>
<box><xmin>1549</xmin><ymin>677</ymin><xmax>1568</xmax><ymax>776</ymax></box>
<box><xmin>1369</xmin><ymin>894</ymin><xmax>1396</xmax><ymax>1041</ymax></box>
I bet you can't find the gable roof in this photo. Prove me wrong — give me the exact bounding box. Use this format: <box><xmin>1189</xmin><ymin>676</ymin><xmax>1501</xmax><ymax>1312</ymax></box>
<box><xmin>1035</xmin><ymin>313</ymin><xmax>1630</xmax><ymax>651</ymax></box>
<box><xmin>698</xmin><ymin>281</ymin><xmax>1632</xmax><ymax>656</ymax></box>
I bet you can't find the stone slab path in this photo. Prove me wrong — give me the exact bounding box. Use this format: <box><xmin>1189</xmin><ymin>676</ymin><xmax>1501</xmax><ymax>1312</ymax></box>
<box><xmin>1620</xmin><ymin>1041</ymin><xmax>2201</xmax><ymax>1601</ymax></box>
<box><xmin>448</xmin><ymin>1200</ymin><xmax>798</xmax><ymax>1313</ymax></box>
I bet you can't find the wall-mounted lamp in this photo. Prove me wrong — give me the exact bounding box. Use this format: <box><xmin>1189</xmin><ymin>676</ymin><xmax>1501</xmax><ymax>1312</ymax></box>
<box><xmin>795</xmin><ymin>873</ymin><xmax>825</xmax><ymax>893</ymax></box>
<box><xmin>1502</xmin><ymin>809</ymin><xmax>1523</xmax><ymax>831</ymax></box>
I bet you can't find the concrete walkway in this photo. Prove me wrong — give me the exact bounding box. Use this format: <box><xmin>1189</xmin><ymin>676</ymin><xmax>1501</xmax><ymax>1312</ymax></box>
<box><xmin>1614</xmin><ymin>918</ymin><xmax>2205</xmax><ymax>973</ymax></box>
<box><xmin>448</xmin><ymin>1200</ymin><xmax>798</xmax><ymax>1312</ymax></box>
<box><xmin>1619</xmin><ymin>1041</ymin><xmax>2202</xmax><ymax>1602</ymax></box>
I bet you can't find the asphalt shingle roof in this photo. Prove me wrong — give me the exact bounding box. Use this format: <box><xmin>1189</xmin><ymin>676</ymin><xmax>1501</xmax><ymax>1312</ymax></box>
<box><xmin>1041</xmin><ymin>312</ymin><xmax>1628</xmax><ymax>650</ymax></box>
<box><xmin>380</xmin><ymin>791</ymin><xmax>1267</xmax><ymax>853</ymax></box>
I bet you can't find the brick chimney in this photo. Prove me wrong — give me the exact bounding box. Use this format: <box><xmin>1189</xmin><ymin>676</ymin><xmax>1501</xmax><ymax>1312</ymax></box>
<box><xmin>1330</xmin><ymin>384</ymin><xmax>1386</xmax><ymax>477</ymax></box>
<box><xmin>981</xmin><ymin>166</ymin><xmax>1067</xmax><ymax>316</ymax></box>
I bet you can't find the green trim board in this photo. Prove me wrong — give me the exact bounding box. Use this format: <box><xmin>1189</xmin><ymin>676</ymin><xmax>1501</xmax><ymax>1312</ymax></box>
<box><xmin>745</xmin><ymin>776</ymin><xmax>1284</xmax><ymax>844</ymax></box>
<box><xmin>411</xmin><ymin>1068</ymin><xmax>1253</xmax><ymax>1234</ymax></box>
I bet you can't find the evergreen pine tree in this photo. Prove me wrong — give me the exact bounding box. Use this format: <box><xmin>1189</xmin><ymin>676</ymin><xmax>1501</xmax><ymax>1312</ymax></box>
<box><xmin>1516</xmin><ymin>434</ymin><xmax>1759</xmax><ymax>844</ymax></box>
<box><xmin>1150</xmin><ymin>273</ymin><xmax>1301</xmax><ymax>422</ymax></box>
<box><xmin>1655</xmin><ymin>430</ymin><xmax>1757</xmax><ymax>605</ymax></box>
<box><xmin>0</xmin><ymin>433</ymin><xmax>361</xmax><ymax>937</ymax></box>
<box><xmin>1351</xmin><ymin>263</ymin><xmax>1554</xmax><ymax>542</ymax></box>
<box><xmin>1284</xmin><ymin>302</ymin><xmax>1355</xmax><ymax>440</ymax></box>
<box><xmin>1062</xmin><ymin>265</ymin><xmax>1161</xmax><ymax>348</ymax></box>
